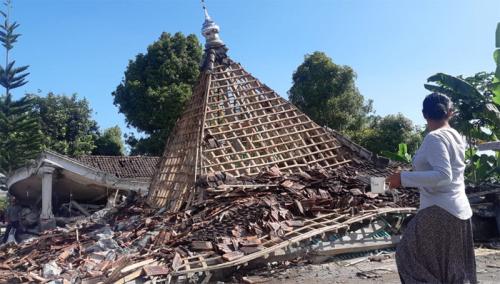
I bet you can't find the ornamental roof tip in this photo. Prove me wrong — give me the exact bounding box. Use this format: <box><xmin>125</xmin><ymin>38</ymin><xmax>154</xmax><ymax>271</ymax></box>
<box><xmin>201</xmin><ymin>0</ymin><xmax>224</xmax><ymax>49</ymax></box>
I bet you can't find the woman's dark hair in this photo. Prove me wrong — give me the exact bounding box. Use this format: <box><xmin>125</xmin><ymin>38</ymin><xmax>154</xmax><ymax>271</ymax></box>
<box><xmin>422</xmin><ymin>93</ymin><xmax>452</xmax><ymax>120</ymax></box>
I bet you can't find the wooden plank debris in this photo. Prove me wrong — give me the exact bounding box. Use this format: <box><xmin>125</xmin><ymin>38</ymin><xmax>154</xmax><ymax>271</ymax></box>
<box><xmin>143</xmin><ymin>265</ymin><xmax>170</xmax><ymax>276</ymax></box>
<box><xmin>191</xmin><ymin>241</ymin><xmax>214</xmax><ymax>251</ymax></box>
<box><xmin>121</xmin><ymin>259</ymin><xmax>156</xmax><ymax>274</ymax></box>
<box><xmin>71</xmin><ymin>200</ymin><xmax>91</xmax><ymax>217</ymax></box>
<box><xmin>242</xmin><ymin>276</ymin><xmax>270</xmax><ymax>283</ymax></box>
<box><xmin>223</xmin><ymin>251</ymin><xmax>245</xmax><ymax>262</ymax></box>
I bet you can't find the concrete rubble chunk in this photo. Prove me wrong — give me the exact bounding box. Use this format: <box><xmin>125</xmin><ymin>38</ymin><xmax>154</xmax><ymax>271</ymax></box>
<box><xmin>42</xmin><ymin>261</ymin><xmax>62</xmax><ymax>279</ymax></box>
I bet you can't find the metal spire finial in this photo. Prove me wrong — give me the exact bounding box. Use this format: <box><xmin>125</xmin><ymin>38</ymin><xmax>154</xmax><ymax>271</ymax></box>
<box><xmin>201</xmin><ymin>0</ymin><xmax>211</xmax><ymax>21</ymax></box>
<box><xmin>201</xmin><ymin>0</ymin><xmax>224</xmax><ymax>48</ymax></box>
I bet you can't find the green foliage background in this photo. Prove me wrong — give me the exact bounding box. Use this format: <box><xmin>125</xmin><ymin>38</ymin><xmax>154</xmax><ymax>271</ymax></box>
<box><xmin>288</xmin><ymin>51</ymin><xmax>422</xmax><ymax>156</ymax></box>
<box><xmin>0</xmin><ymin>0</ymin><xmax>126</xmax><ymax>175</ymax></box>
<box><xmin>288</xmin><ymin>51</ymin><xmax>373</xmax><ymax>133</ymax></box>
<box><xmin>113</xmin><ymin>32</ymin><xmax>202</xmax><ymax>155</ymax></box>
<box><xmin>351</xmin><ymin>113</ymin><xmax>422</xmax><ymax>156</ymax></box>
<box><xmin>34</xmin><ymin>93</ymin><xmax>99</xmax><ymax>157</ymax></box>
<box><xmin>0</xmin><ymin>94</ymin><xmax>43</xmax><ymax>173</ymax></box>
<box><xmin>93</xmin><ymin>126</ymin><xmax>124</xmax><ymax>156</ymax></box>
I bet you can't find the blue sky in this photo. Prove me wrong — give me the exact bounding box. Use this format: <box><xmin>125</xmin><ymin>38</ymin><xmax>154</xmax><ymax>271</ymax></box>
<box><xmin>7</xmin><ymin>0</ymin><xmax>500</xmax><ymax>136</ymax></box>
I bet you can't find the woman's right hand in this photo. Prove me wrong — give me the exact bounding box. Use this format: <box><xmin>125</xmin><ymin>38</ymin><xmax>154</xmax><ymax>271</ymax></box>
<box><xmin>387</xmin><ymin>172</ymin><xmax>402</xmax><ymax>189</ymax></box>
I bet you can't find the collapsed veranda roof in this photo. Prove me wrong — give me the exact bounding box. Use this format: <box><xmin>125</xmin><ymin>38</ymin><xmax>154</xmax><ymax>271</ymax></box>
<box><xmin>146</xmin><ymin>8</ymin><xmax>387</xmax><ymax>211</ymax></box>
<box><xmin>7</xmin><ymin>151</ymin><xmax>159</xmax><ymax>203</ymax></box>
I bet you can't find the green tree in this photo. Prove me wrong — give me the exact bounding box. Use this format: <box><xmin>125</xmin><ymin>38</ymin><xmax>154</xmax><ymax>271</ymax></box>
<box><xmin>112</xmin><ymin>32</ymin><xmax>202</xmax><ymax>155</ymax></box>
<box><xmin>0</xmin><ymin>0</ymin><xmax>43</xmax><ymax>173</ymax></box>
<box><xmin>124</xmin><ymin>132</ymin><xmax>165</xmax><ymax>156</ymax></box>
<box><xmin>288</xmin><ymin>51</ymin><xmax>373</xmax><ymax>132</ymax></box>
<box><xmin>352</xmin><ymin>113</ymin><xmax>422</xmax><ymax>156</ymax></box>
<box><xmin>0</xmin><ymin>95</ymin><xmax>43</xmax><ymax>173</ymax></box>
<box><xmin>93</xmin><ymin>126</ymin><xmax>125</xmax><ymax>156</ymax></box>
<box><xmin>33</xmin><ymin>93</ymin><xmax>99</xmax><ymax>157</ymax></box>
<box><xmin>0</xmin><ymin>0</ymin><xmax>28</xmax><ymax>96</ymax></box>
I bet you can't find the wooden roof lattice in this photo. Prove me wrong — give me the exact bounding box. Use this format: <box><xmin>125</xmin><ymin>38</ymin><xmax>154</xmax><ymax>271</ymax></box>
<box><xmin>147</xmin><ymin>9</ymin><xmax>369</xmax><ymax>211</ymax></box>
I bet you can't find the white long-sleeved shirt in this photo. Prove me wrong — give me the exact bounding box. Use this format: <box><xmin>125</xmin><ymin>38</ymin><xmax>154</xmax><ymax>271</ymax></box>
<box><xmin>400</xmin><ymin>127</ymin><xmax>472</xmax><ymax>220</ymax></box>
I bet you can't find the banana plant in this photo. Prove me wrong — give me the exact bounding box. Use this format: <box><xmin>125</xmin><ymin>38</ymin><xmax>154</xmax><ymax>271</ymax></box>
<box><xmin>492</xmin><ymin>23</ymin><xmax>500</xmax><ymax>104</ymax></box>
<box><xmin>423</xmin><ymin>70</ymin><xmax>500</xmax><ymax>184</ymax></box>
<box><xmin>381</xmin><ymin>143</ymin><xmax>412</xmax><ymax>164</ymax></box>
<box><xmin>466</xmin><ymin>151</ymin><xmax>500</xmax><ymax>184</ymax></box>
<box><xmin>424</xmin><ymin>73</ymin><xmax>500</xmax><ymax>147</ymax></box>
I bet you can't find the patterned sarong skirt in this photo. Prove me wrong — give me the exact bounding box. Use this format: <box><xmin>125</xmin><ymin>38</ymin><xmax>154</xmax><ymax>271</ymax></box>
<box><xmin>396</xmin><ymin>205</ymin><xmax>477</xmax><ymax>283</ymax></box>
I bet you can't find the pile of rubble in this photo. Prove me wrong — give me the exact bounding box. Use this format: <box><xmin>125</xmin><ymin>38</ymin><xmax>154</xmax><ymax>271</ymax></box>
<box><xmin>0</xmin><ymin>166</ymin><xmax>418</xmax><ymax>283</ymax></box>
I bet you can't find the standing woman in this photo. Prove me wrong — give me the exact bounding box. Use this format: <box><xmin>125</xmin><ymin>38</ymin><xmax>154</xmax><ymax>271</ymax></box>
<box><xmin>388</xmin><ymin>93</ymin><xmax>477</xmax><ymax>283</ymax></box>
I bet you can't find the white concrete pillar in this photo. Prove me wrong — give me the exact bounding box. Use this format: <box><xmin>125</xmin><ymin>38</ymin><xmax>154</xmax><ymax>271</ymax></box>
<box><xmin>39</xmin><ymin>166</ymin><xmax>56</xmax><ymax>225</ymax></box>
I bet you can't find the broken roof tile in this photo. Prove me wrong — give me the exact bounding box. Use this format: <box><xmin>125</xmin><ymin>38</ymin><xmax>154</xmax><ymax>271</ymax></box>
<box><xmin>75</xmin><ymin>155</ymin><xmax>160</xmax><ymax>179</ymax></box>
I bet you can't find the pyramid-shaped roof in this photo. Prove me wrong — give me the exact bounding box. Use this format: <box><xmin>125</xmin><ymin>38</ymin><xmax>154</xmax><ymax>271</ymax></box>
<box><xmin>147</xmin><ymin>10</ymin><xmax>380</xmax><ymax>210</ymax></box>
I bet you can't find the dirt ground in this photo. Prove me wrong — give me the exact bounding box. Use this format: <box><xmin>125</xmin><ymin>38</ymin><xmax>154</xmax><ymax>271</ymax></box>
<box><xmin>233</xmin><ymin>248</ymin><xmax>500</xmax><ymax>284</ymax></box>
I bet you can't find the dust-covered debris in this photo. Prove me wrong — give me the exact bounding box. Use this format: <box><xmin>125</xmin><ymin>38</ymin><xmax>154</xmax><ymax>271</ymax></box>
<box><xmin>0</xmin><ymin>166</ymin><xmax>418</xmax><ymax>283</ymax></box>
